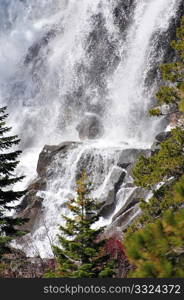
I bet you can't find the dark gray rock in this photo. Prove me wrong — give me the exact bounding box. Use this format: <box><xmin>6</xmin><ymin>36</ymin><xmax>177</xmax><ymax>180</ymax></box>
<box><xmin>144</xmin><ymin>1</ymin><xmax>184</xmax><ymax>87</ymax></box>
<box><xmin>103</xmin><ymin>204</ymin><xmax>141</xmax><ymax>239</ymax></box>
<box><xmin>24</xmin><ymin>29</ymin><xmax>58</xmax><ymax>65</ymax></box>
<box><xmin>76</xmin><ymin>113</ymin><xmax>104</xmax><ymax>140</ymax></box>
<box><xmin>17</xmin><ymin>141</ymin><xmax>81</xmax><ymax>232</ymax></box>
<box><xmin>151</xmin><ymin>131</ymin><xmax>171</xmax><ymax>154</ymax></box>
<box><xmin>16</xmin><ymin>191</ymin><xmax>43</xmax><ymax>232</ymax></box>
<box><xmin>100</xmin><ymin>166</ymin><xmax>126</xmax><ymax>216</ymax></box>
<box><xmin>37</xmin><ymin>141</ymin><xmax>79</xmax><ymax>177</ymax></box>
<box><xmin>117</xmin><ymin>162</ymin><xmax>131</xmax><ymax>169</ymax></box>
<box><xmin>112</xmin><ymin>204</ymin><xmax>141</xmax><ymax>229</ymax></box>
<box><xmin>16</xmin><ymin>142</ymin><xmax>150</xmax><ymax>251</ymax></box>
<box><xmin>160</xmin><ymin>104</ymin><xmax>177</xmax><ymax>115</ymax></box>
<box><xmin>123</xmin><ymin>182</ymin><xmax>135</xmax><ymax>188</ymax></box>
<box><xmin>113</xmin><ymin>0</ymin><xmax>135</xmax><ymax>33</ymax></box>
<box><xmin>28</xmin><ymin>178</ymin><xmax>47</xmax><ymax>192</ymax></box>
<box><xmin>112</xmin><ymin>187</ymin><xmax>148</xmax><ymax>222</ymax></box>
<box><xmin>155</xmin><ymin>131</ymin><xmax>171</xmax><ymax>142</ymax></box>
<box><xmin>151</xmin><ymin>141</ymin><xmax>161</xmax><ymax>154</ymax></box>
<box><xmin>117</xmin><ymin>149</ymin><xmax>150</xmax><ymax>166</ymax></box>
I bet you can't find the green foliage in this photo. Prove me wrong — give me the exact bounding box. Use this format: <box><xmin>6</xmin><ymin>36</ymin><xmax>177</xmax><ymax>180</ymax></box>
<box><xmin>124</xmin><ymin>16</ymin><xmax>184</xmax><ymax>278</ymax></box>
<box><xmin>171</xmin><ymin>16</ymin><xmax>184</xmax><ymax>62</ymax></box>
<box><xmin>178</xmin><ymin>99</ymin><xmax>184</xmax><ymax>113</ymax></box>
<box><xmin>132</xmin><ymin>18</ymin><xmax>184</xmax><ymax>191</ymax></box>
<box><xmin>45</xmin><ymin>173</ymin><xmax>116</xmax><ymax>278</ymax></box>
<box><xmin>125</xmin><ymin>209</ymin><xmax>184</xmax><ymax>278</ymax></box>
<box><xmin>160</xmin><ymin>62</ymin><xmax>184</xmax><ymax>84</ymax></box>
<box><xmin>133</xmin><ymin>128</ymin><xmax>184</xmax><ymax>188</ymax></box>
<box><xmin>0</xmin><ymin>106</ymin><xmax>27</xmax><ymax>259</ymax></box>
<box><xmin>149</xmin><ymin>108</ymin><xmax>162</xmax><ymax>116</ymax></box>
<box><xmin>156</xmin><ymin>86</ymin><xmax>179</xmax><ymax>105</ymax></box>
<box><xmin>126</xmin><ymin>175</ymin><xmax>184</xmax><ymax>237</ymax></box>
<box><xmin>149</xmin><ymin>17</ymin><xmax>184</xmax><ymax>115</ymax></box>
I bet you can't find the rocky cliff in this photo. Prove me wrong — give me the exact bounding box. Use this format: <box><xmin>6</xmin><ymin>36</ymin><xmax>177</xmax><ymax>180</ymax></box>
<box><xmin>15</xmin><ymin>130</ymin><xmax>170</xmax><ymax>256</ymax></box>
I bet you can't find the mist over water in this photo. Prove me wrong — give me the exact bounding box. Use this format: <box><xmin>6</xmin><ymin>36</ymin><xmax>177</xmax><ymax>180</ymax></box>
<box><xmin>105</xmin><ymin>0</ymin><xmax>179</xmax><ymax>143</ymax></box>
<box><xmin>0</xmin><ymin>0</ymin><xmax>182</xmax><ymax>256</ymax></box>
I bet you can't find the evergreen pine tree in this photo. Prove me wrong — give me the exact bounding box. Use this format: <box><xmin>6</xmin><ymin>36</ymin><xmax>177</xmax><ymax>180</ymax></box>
<box><xmin>0</xmin><ymin>106</ymin><xmax>26</xmax><ymax>258</ymax></box>
<box><xmin>125</xmin><ymin>174</ymin><xmax>184</xmax><ymax>236</ymax></box>
<box><xmin>132</xmin><ymin>16</ymin><xmax>184</xmax><ymax>192</ymax></box>
<box><xmin>124</xmin><ymin>16</ymin><xmax>184</xmax><ymax>278</ymax></box>
<box><xmin>133</xmin><ymin>128</ymin><xmax>184</xmax><ymax>189</ymax></box>
<box><xmin>125</xmin><ymin>208</ymin><xmax>184</xmax><ymax>278</ymax></box>
<box><xmin>45</xmin><ymin>173</ymin><xmax>116</xmax><ymax>278</ymax></box>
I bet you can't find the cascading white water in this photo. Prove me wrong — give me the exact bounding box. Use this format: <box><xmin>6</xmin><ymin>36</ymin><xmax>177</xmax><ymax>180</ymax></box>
<box><xmin>105</xmin><ymin>0</ymin><xmax>180</xmax><ymax>143</ymax></box>
<box><xmin>0</xmin><ymin>0</ymin><xmax>182</xmax><ymax>257</ymax></box>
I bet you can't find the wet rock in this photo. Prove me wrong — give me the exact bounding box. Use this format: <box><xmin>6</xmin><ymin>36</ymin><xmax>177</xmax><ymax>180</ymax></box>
<box><xmin>144</xmin><ymin>1</ymin><xmax>184</xmax><ymax>87</ymax></box>
<box><xmin>103</xmin><ymin>204</ymin><xmax>141</xmax><ymax>239</ymax></box>
<box><xmin>151</xmin><ymin>131</ymin><xmax>172</xmax><ymax>154</ymax></box>
<box><xmin>155</xmin><ymin>131</ymin><xmax>171</xmax><ymax>142</ymax></box>
<box><xmin>100</xmin><ymin>166</ymin><xmax>126</xmax><ymax>216</ymax></box>
<box><xmin>16</xmin><ymin>142</ymin><xmax>151</xmax><ymax>255</ymax></box>
<box><xmin>123</xmin><ymin>182</ymin><xmax>135</xmax><ymax>188</ymax></box>
<box><xmin>117</xmin><ymin>149</ymin><xmax>150</xmax><ymax>166</ymax></box>
<box><xmin>117</xmin><ymin>162</ymin><xmax>131</xmax><ymax>169</ymax></box>
<box><xmin>24</xmin><ymin>29</ymin><xmax>58</xmax><ymax>65</ymax></box>
<box><xmin>86</xmin><ymin>12</ymin><xmax>120</xmax><ymax>86</ymax></box>
<box><xmin>37</xmin><ymin>141</ymin><xmax>79</xmax><ymax>177</ymax></box>
<box><xmin>76</xmin><ymin>113</ymin><xmax>104</xmax><ymax>140</ymax></box>
<box><xmin>161</xmin><ymin>104</ymin><xmax>177</xmax><ymax>115</ymax></box>
<box><xmin>112</xmin><ymin>204</ymin><xmax>141</xmax><ymax>229</ymax></box>
<box><xmin>113</xmin><ymin>0</ymin><xmax>135</xmax><ymax>33</ymax></box>
<box><xmin>16</xmin><ymin>191</ymin><xmax>43</xmax><ymax>232</ymax></box>
<box><xmin>27</xmin><ymin>178</ymin><xmax>47</xmax><ymax>192</ymax></box>
<box><xmin>151</xmin><ymin>141</ymin><xmax>161</xmax><ymax>154</ymax></box>
<box><xmin>17</xmin><ymin>142</ymin><xmax>81</xmax><ymax>232</ymax></box>
<box><xmin>112</xmin><ymin>187</ymin><xmax>148</xmax><ymax>222</ymax></box>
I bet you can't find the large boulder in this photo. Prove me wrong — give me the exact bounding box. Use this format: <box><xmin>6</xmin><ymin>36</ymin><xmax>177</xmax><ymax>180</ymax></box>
<box><xmin>155</xmin><ymin>131</ymin><xmax>171</xmax><ymax>142</ymax></box>
<box><xmin>99</xmin><ymin>166</ymin><xmax>126</xmax><ymax>216</ymax></box>
<box><xmin>37</xmin><ymin>141</ymin><xmax>79</xmax><ymax>177</ymax></box>
<box><xmin>117</xmin><ymin>148</ymin><xmax>150</xmax><ymax>167</ymax></box>
<box><xmin>112</xmin><ymin>187</ymin><xmax>148</xmax><ymax>222</ymax></box>
<box><xmin>102</xmin><ymin>204</ymin><xmax>141</xmax><ymax>240</ymax></box>
<box><xmin>17</xmin><ymin>142</ymin><xmax>81</xmax><ymax>232</ymax></box>
<box><xmin>111</xmin><ymin>204</ymin><xmax>141</xmax><ymax>230</ymax></box>
<box><xmin>151</xmin><ymin>131</ymin><xmax>172</xmax><ymax>154</ymax></box>
<box><xmin>16</xmin><ymin>190</ymin><xmax>43</xmax><ymax>232</ymax></box>
<box><xmin>76</xmin><ymin>113</ymin><xmax>104</xmax><ymax>140</ymax></box>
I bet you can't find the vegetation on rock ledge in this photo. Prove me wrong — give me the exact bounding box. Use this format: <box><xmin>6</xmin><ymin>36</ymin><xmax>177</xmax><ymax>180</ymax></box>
<box><xmin>124</xmin><ymin>16</ymin><xmax>184</xmax><ymax>278</ymax></box>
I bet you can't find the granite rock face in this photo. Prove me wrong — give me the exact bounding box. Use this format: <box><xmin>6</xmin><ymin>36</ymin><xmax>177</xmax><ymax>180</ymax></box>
<box><xmin>16</xmin><ymin>142</ymin><xmax>80</xmax><ymax>232</ymax></box>
<box><xmin>36</xmin><ymin>141</ymin><xmax>80</xmax><ymax>177</ymax></box>
<box><xmin>16</xmin><ymin>141</ymin><xmax>152</xmax><ymax>254</ymax></box>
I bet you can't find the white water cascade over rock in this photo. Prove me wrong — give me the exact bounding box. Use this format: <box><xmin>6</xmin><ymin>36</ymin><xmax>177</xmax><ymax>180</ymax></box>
<box><xmin>0</xmin><ymin>0</ymin><xmax>183</xmax><ymax>257</ymax></box>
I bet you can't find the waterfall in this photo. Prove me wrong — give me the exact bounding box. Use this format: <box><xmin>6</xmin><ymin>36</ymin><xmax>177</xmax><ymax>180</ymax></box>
<box><xmin>105</xmin><ymin>0</ymin><xmax>180</xmax><ymax>143</ymax></box>
<box><xmin>0</xmin><ymin>0</ymin><xmax>182</xmax><ymax>257</ymax></box>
